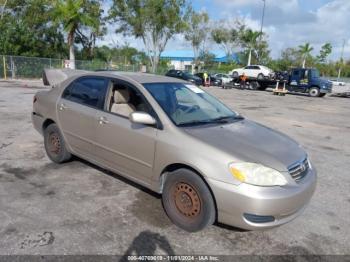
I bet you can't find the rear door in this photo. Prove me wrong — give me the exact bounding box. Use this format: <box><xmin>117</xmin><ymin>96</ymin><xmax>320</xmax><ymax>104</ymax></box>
<box><xmin>94</xmin><ymin>79</ymin><xmax>158</xmax><ymax>183</ymax></box>
<box><xmin>57</xmin><ymin>76</ymin><xmax>108</xmax><ymax>158</ymax></box>
<box><xmin>244</xmin><ymin>66</ymin><xmax>254</xmax><ymax>77</ymax></box>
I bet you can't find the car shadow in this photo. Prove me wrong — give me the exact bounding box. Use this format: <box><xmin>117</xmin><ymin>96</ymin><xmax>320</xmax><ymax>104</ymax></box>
<box><xmin>74</xmin><ymin>156</ymin><xmax>160</xmax><ymax>199</ymax></box>
<box><xmin>72</xmin><ymin>156</ymin><xmax>250</xmax><ymax>233</ymax></box>
<box><xmin>214</xmin><ymin>222</ymin><xmax>248</xmax><ymax>232</ymax></box>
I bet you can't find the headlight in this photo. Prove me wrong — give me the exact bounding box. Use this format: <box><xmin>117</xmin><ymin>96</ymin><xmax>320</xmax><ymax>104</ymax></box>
<box><xmin>229</xmin><ymin>162</ymin><xmax>288</xmax><ymax>186</ymax></box>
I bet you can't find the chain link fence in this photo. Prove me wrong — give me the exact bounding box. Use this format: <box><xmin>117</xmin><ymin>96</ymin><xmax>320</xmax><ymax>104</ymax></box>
<box><xmin>0</xmin><ymin>55</ymin><xmax>148</xmax><ymax>79</ymax></box>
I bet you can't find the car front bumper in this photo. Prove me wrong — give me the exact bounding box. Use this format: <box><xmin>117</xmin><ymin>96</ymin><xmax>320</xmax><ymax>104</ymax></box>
<box><xmin>206</xmin><ymin>168</ymin><xmax>317</xmax><ymax>230</ymax></box>
<box><xmin>320</xmin><ymin>85</ymin><xmax>332</xmax><ymax>93</ymax></box>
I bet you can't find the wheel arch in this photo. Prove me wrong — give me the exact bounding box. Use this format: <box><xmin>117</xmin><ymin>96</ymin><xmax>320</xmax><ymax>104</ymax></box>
<box><xmin>159</xmin><ymin>163</ymin><xmax>218</xmax><ymax>220</ymax></box>
<box><xmin>42</xmin><ymin>118</ymin><xmax>56</xmax><ymax>132</ymax></box>
<box><xmin>310</xmin><ymin>85</ymin><xmax>320</xmax><ymax>89</ymax></box>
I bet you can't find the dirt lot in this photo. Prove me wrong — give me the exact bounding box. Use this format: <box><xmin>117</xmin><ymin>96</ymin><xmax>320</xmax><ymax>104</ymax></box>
<box><xmin>0</xmin><ymin>79</ymin><xmax>349</xmax><ymax>256</ymax></box>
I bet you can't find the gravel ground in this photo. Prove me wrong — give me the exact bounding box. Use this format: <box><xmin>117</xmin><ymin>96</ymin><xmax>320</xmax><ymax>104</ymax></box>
<box><xmin>0</xmin><ymin>79</ymin><xmax>349</xmax><ymax>257</ymax></box>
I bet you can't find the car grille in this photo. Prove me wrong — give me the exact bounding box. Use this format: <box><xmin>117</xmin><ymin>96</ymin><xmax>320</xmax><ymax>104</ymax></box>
<box><xmin>288</xmin><ymin>158</ymin><xmax>309</xmax><ymax>182</ymax></box>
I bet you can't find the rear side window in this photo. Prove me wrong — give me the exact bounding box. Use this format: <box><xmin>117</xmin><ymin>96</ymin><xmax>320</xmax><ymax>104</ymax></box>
<box><xmin>63</xmin><ymin>77</ymin><xmax>107</xmax><ymax>109</ymax></box>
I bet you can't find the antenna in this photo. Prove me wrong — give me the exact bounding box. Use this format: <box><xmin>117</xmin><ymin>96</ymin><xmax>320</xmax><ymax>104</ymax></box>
<box><xmin>337</xmin><ymin>39</ymin><xmax>345</xmax><ymax>80</ymax></box>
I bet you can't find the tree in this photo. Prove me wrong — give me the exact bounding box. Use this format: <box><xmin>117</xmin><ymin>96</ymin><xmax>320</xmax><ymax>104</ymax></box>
<box><xmin>211</xmin><ymin>20</ymin><xmax>242</xmax><ymax>61</ymax></box>
<box><xmin>0</xmin><ymin>0</ymin><xmax>7</xmax><ymax>19</ymax></box>
<box><xmin>53</xmin><ymin>0</ymin><xmax>103</xmax><ymax>69</ymax></box>
<box><xmin>298</xmin><ymin>43</ymin><xmax>314</xmax><ymax>68</ymax></box>
<box><xmin>317</xmin><ymin>43</ymin><xmax>332</xmax><ymax>63</ymax></box>
<box><xmin>198</xmin><ymin>51</ymin><xmax>216</xmax><ymax>69</ymax></box>
<box><xmin>239</xmin><ymin>29</ymin><xmax>262</xmax><ymax>66</ymax></box>
<box><xmin>184</xmin><ymin>10</ymin><xmax>209</xmax><ymax>68</ymax></box>
<box><xmin>0</xmin><ymin>0</ymin><xmax>67</xmax><ymax>58</ymax></box>
<box><xmin>109</xmin><ymin>0</ymin><xmax>188</xmax><ymax>73</ymax></box>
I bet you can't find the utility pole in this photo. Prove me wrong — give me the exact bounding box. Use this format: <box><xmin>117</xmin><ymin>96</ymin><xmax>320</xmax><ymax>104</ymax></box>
<box><xmin>258</xmin><ymin>0</ymin><xmax>266</xmax><ymax>63</ymax></box>
<box><xmin>337</xmin><ymin>39</ymin><xmax>345</xmax><ymax>80</ymax></box>
<box><xmin>259</xmin><ymin>0</ymin><xmax>266</xmax><ymax>38</ymax></box>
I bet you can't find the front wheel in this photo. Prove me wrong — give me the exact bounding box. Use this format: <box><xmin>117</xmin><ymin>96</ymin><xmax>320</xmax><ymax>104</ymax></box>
<box><xmin>44</xmin><ymin>123</ymin><xmax>72</xmax><ymax>163</ymax></box>
<box><xmin>309</xmin><ymin>87</ymin><xmax>320</xmax><ymax>97</ymax></box>
<box><xmin>162</xmin><ymin>169</ymin><xmax>216</xmax><ymax>232</ymax></box>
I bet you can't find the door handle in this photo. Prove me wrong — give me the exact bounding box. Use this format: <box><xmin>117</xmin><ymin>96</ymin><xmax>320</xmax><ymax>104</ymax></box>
<box><xmin>98</xmin><ymin>116</ymin><xmax>109</xmax><ymax>125</ymax></box>
<box><xmin>59</xmin><ymin>103</ymin><xmax>68</xmax><ymax>111</ymax></box>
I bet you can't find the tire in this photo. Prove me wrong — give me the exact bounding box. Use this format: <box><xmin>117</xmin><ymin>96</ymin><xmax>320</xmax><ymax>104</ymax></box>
<box><xmin>162</xmin><ymin>169</ymin><xmax>216</xmax><ymax>232</ymax></box>
<box><xmin>232</xmin><ymin>71</ymin><xmax>239</xmax><ymax>78</ymax></box>
<box><xmin>257</xmin><ymin>73</ymin><xmax>264</xmax><ymax>80</ymax></box>
<box><xmin>249</xmin><ymin>81</ymin><xmax>258</xmax><ymax>90</ymax></box>
<box><xmin>309</xmin><ymin>87</ymin><xmax>320</xmax><ymax>97</ymax></box>
<box><xmin>44</xmin><ymin>123</ymin><xmax>72</xmax><ymax>163</ymax></box>
<box><xmin>258</xmin><ymin>83</ymin><xmax>268</xmax><ymax>91</ymax></box>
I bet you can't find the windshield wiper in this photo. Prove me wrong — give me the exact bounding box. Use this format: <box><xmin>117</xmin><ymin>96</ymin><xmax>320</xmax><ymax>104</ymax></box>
<box><xmin>178</xmin><ymin>119</ymin><xmax>216</xmax><ymax>127</ymax></box>
<box><xmin>212</xmin><ymin>115</ymin><xmax>244</xmax><ymax>122</ymax></box>
<box><xmin>178</xmin><ymin>115</ymin><xmax>244</xmax><ymax>127</ymax></box>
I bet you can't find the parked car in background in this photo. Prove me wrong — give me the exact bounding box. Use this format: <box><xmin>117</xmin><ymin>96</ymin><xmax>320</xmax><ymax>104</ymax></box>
<box><xmin>33</xmin><ymin>69</ymin><xmax>317</xmax><ymax>232</ymax></box>
<box><xmin>231</xmin><ymin>65</ymin><xmax>274</xmax><ymax>80</ymax></box>
<box><xmin>212</xmin><ymin>73</ymin><xmax>233</xmax><ymax>87</ymax></box>
<box><xmin>165</xmin><ymin>70</ymin><xmax>202</xmax><ymax>86</ymax></box>
<box><xmin>330</xmin><ymin>79</ymin><xmax>346</xmax><ymax>86</ymax></box>
<box><xmin>195</xmin><ymin>73</ymin><xmax>222</xmax><ymax>86</ymax></box>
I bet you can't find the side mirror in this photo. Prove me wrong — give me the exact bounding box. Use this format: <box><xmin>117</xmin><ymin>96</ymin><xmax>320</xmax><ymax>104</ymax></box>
<box><xmin>129</xmin><ymin>112</ymin><xmax>157</xmax><ymax>126</ymax></box>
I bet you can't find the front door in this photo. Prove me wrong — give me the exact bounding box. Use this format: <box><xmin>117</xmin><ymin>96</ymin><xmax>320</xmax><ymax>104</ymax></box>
<box><xmin>57</xmin><ymin>76</ymin><xmax>108</xmax><ymax>157</ymax></box>
<box><xmin>289</xmin><ymin>69</ymin><xmax>305</xmax><ymax>92</ymax></box>
<box><xmin>94</xmin><ymin>79</ymin><xmax>158</xmax><ymax>183</ymax></box>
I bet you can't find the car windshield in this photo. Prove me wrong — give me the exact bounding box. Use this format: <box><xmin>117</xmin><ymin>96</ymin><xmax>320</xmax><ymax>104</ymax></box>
<box><xmin>143</xmin><ymin>83</ymin><xmax>240</xmax><ymax>126</ymax></box>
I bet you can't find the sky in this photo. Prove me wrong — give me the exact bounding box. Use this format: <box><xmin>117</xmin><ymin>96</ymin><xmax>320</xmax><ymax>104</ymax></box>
<box><xmin>101</xmin><ymin>0</ymin><xmax>350</xmax><ymax>61</ymax></box>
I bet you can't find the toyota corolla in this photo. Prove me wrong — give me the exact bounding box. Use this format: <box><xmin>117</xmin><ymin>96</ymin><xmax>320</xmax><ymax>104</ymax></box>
<box><xmin>32</xmin><ymin>70</ymin><xmax>317</xmax><ymax>232</ymax></box>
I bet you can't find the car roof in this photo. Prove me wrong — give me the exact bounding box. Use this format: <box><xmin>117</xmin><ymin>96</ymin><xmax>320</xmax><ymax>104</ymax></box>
<box><xmin>87</xmin><ymin>71</ymin><xmax>187</xmax><ymax>84</ymax></box>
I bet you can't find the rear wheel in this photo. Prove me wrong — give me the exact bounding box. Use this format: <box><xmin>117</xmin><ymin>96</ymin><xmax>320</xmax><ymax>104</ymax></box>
<box><xmin>162</xmin><ymin>169</ymin><xmax>216</xmax><ymax>232</ymax></box>
<box><xmin>44</xmin><ymin>123</ymin><xmax>72</xmax><ymax>163</ymax></box>
<box><xmin>258</xmin><ymin>83</ymin><xmax>268</xmax><ymax>91</ymax></box>
<box><xmin>232</xmin><ymin>71</ymin><xmax>239</xmax><ymax>78</ymax></box>
<box><xmin>257</xmin><ymin>73</ymin><xmax>264</xmax><ymax>80</ymax></box>
<box><xmin>249</xmin><ymin>81</ymin><xmax>259</xmax><ymax>90</ymax></box>
<box><xmin>309</xmin><ymin>87</ymin><xmax>320</xmax><ymax>97</ymax></box>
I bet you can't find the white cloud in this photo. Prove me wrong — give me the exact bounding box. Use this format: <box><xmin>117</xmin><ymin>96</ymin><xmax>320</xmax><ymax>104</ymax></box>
<box><xmin>99</xmin><ymin>0</ymin><xmax>350</xmax><ymax>61</ymax></box>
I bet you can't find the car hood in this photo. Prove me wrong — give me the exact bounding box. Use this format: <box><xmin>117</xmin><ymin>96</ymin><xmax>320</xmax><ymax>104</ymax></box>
<box><xmin>183</xmin><ymin>119</ymin><xmax>306</xmax><ymax>172</ymax></box>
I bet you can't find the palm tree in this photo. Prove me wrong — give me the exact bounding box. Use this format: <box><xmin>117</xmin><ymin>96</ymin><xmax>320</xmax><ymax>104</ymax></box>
<box><xmin>1</xmin><ymin>0</ymin><xmax>8</xmax><ymax>19</ymax></box>
<box><xmin>298</xmin><ymin>43</ymin><xmax>314</xmax><ymax>68</ymax></box>
<box><xmin>53</xmin><ymin>0</ymin><xmax>99</xmax><ymax>69</ymax></box>
<box><xmin>240</xmin><ymin>29</ymin><xmax>261</xmax><ymax>66</ymax></box>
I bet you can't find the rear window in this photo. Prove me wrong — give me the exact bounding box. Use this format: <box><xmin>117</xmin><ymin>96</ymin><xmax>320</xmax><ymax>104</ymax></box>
<box><xmin>62</xmin><ymin>77</ymin><xmax>107</xmax><ymax>109</ymax></box>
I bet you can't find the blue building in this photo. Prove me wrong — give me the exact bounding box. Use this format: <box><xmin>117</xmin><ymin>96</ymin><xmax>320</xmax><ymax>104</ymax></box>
<box><xmin>160</xmin><ymin>50</ymin><xmax>239</xmax><ymax>71</ymax></box>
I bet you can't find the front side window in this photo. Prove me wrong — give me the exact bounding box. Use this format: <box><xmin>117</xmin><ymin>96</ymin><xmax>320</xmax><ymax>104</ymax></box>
<box><xmin>310</xmin><ymin>69</ymin><xmax>320</xmax><ymax>78</ymax></box>
<box><xmin>63</xmin><ymin>77</ymin><xmax>107</xmax><ymax>109</ymax></box>
<box><xmin>143</xmin><ymin>83</ymin><xmax>240</xmax><ymax>126</ymax></box>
